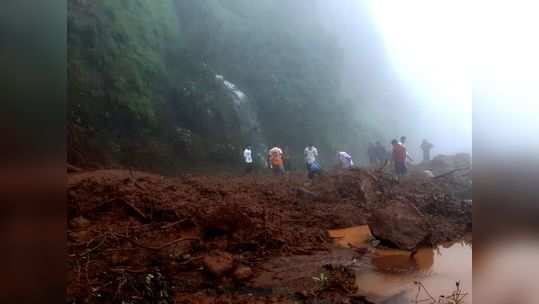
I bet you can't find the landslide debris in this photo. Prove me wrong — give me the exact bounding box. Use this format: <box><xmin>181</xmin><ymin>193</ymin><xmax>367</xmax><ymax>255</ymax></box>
<box><xmin>67</xmin><ymin>167</ymin><xmax>471</xmax><ymax>303</ymax></box>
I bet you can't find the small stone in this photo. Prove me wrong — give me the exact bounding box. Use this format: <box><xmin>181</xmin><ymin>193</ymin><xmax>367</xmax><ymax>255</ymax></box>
<box><xmin>70</xmin><ymin>216</ymin><xmax>91</xmax><ymax>229</ymax></box>
<box><xmin>110</xmin><ymin>252</ymin><xmax>128</xmax><ymax>265</ymax></box>
<box><xmin>233</xmin><ymin>265</ymin><xmax>253</xmax><ymax>281</ymax></box>
<box><xmin>68</xmin><ymin>230</ymin><xmax>92</xmax><ymax>242</ymax></box>
<box><xmin>203</xmin><ymin>251</ymin><xmax>235</xmax><ymax>277</ymax></box>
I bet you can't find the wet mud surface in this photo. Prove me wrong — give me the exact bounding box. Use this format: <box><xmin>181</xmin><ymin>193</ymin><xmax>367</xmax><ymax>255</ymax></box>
<box><xmin>67</xmin><ymin>168</ymin><xmax>471</xmax><ymax>303</ymax></box>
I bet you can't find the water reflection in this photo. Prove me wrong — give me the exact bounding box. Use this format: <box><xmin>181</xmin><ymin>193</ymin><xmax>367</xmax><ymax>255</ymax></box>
<box><xmin>328</xmin><ymin>226</ymin><xmax>472</xmax><ymax>303</ymax></box>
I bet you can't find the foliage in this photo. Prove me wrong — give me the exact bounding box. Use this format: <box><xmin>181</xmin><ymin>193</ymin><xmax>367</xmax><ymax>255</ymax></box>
<box><xmin>68</xmin><ymin>0</ymin><xmax>399</xmax><ymax>171</ymax></box>
<box><xmin>312</xmin><ymin>272</ymin><xmax>330</xmax><ymax>290</ymax></box>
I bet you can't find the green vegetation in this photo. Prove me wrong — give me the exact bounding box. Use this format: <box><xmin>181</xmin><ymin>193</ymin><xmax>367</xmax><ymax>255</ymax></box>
<box><xmin>68</xmin><ymin>0</ymin><xmax>399</xmax><ymax>172</ymax></box>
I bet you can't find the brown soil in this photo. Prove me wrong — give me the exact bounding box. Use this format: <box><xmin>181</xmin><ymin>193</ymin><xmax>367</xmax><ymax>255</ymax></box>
<box><xmin>67</xmin><ymin>167</ymin><xmax>471</xmax><ymax>303</ymax></box>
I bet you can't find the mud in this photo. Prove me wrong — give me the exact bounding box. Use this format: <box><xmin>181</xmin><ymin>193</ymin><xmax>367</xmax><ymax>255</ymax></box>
<box><xmin>67</xmin><ymin>167</ymin><xmax>471</xmax><ymax>303</ymax></box>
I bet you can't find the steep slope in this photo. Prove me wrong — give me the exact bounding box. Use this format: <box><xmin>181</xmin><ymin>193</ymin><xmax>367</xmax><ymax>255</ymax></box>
<box><xmin>68</xmin><ymin>0</ymin><xmax>398</xmax><ymax>172</ymax></box>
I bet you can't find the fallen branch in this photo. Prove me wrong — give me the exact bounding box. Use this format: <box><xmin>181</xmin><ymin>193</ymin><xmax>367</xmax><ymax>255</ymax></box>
<box><xmin>160</xmin><ymin>219</ymin><xmax>189</xmax><ymax>229</ymax></box>
<box><xmin>67</xmin><ymin>163</ymin><xmax>83</xmax><ymax>173</ymax></box>
<box><xmin>134</xmin><ymin>182</ymin><xmax>147</xmax><ymax>191</ymax></box>
<box><xmin>115</xmin><ymin>234</ymin><xmax>199</xmax><ymax>251</ymax></box>
<box><xmin>110</xmin><ymin>268</ymin><xmax>150</xmax><ymax>274</ymax></box>
<box><xmin>121</xmin><ymin>200</ymin><xmax>149</xmax><ymax>222</ymax></box>
<box><xmin>87</xmin><ymin>198</ymin><xmax>149</xmax><ymax>222</ymax></box>
<box><xmin>413</xmin><ymin>281</ymin><xmax>468</xmax><ymax>304</ymax></box>
<box><xmin>434</xmin><ymin>167</ymin><xmax>470</xmax><ymax>179</ymax></box>
<box><xmin>76</xmin><ymin>235</ymin><xmax>108</xmax><ymax>257</ymax></box>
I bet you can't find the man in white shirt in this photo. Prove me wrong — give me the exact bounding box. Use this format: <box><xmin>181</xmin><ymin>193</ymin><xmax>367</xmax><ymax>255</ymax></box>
<box><xmin>243</xmin><ymin>146</ymin><xmax>254</xmax><ymax>173</ymax></box>
<box><xmin>337</xmin><ymin>151</ymin><xmax>354</xmax><ymax>169</ymax></box>
<box><xmin>304</xmin><ymin>144</ymin><xmax>319</xmax><ymax>176</ymax></box>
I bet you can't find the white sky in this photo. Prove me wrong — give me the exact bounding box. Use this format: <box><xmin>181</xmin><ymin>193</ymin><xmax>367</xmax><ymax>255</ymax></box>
<box><xmin>366</xmin><ymin>1</ymin><xmax>472</xmax><ymax>155</ymax></box>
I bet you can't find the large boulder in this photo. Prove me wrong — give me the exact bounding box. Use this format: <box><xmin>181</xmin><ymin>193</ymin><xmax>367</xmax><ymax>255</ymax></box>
<box><xmin>368</xmin><ymin>200</ymin><xmax>429</xmax><ymax>250</ymax></box>
<box><xmin>429</xmin><ymin>153</ymin><xmax>471</xmax><ymax>175</ymax></box>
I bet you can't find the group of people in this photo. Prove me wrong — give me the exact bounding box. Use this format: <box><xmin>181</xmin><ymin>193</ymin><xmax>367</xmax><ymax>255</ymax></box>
<box><xmin>241</xmin><ymin>137</ymin><xmax>433</xmax><ymax>179</ymax></box>
<box><xmin>390</xmin><ymin>136</ymin><xmax>434</xmax><ymax>176</ymax></box>
<box><xmin>368</xmin><ymin>142</ymin><xmax>389</xmax><ymax>165</ymax></box>
<box><xmin>242</xmin><ymin>144</ymin><xmax>351</xmax><ymax>179</ymax></box>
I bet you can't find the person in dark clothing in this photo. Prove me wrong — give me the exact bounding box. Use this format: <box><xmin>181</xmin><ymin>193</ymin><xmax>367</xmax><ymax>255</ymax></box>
<box><xmin>420</xmin><ymin>139</ymin><xmax>434</xmax><ymax>162</ymax></box>
<box><xmin>283</xmin><ymin>146</ymin><xmax>293</xmax><ymax>171</ymax></box>
<box><xmin>367</xmin><ymin>143</ymin><xmax>376</xmax><ymax>165</ymax></box>
<box><xmin>400</xmin><ymin>136</ymin><xmax>407</xmax><ymax>145</ymax></box>
<box><xmin>374</xmin><ymin>141</ymin><xmax>387</xmax><ymax>164</ymax></box>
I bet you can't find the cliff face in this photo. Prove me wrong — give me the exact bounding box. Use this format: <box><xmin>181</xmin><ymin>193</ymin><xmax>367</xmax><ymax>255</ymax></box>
<box><xmin>68</xmin><ymin>0</ymin><xmax>394</xmax><ymax>172</ymax></box>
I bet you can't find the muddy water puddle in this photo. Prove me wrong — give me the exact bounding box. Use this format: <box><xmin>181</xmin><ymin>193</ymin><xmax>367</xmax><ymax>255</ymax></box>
<box><xmin>328</xmin><ymin>226</ymin><xmax>472</xmax><ymax>304</ymax></box>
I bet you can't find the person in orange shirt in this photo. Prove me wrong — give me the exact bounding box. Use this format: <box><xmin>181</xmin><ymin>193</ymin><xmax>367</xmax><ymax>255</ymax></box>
<box><xmin>392</xmin><ymin>139</ymin><xmax>408</xmax><ymax>176</ymax></box>
<box><xmin>268</xmin><ymin>146</ymin><xmax>285</xmax><ymax>175</ymax></box>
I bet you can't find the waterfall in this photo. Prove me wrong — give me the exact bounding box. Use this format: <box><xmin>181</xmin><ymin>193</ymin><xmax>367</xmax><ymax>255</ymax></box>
<box><xmin>215</xmin><ymin>74</ymin><xmax>262</xmax><ymax>147</ymax></box>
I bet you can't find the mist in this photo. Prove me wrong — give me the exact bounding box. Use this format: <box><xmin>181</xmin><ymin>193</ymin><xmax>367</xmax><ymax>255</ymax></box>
<box><xmin>320</xmin><ymin>0</ymin><xmax>471</xmax><ymax>159</ymax></box>
<box><xmin>68</xmin><ymin>0</ymin><xmax>473</xmax><ymax>171</ymax></box>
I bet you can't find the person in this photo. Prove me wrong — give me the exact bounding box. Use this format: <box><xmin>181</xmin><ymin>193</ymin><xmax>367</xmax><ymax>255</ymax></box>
<box><xmin>268</xmin><ymin>146</ymin><xmax>285</xmax><ymax>175</ymax></box>
<box><xmin>420</xmin><ymin>139</ymin><xmax>434</xmax><ymax>162</ymax></box>
<box><xmin>374</xmin><ymin>141</ymin><xmax>387</xmax><ymax>164</ymax></box>
<box><xmin>283</xmin><ymin>146</ymin><xmax>292</xmax><ymax>171</ymax></box>
<box><xmin>399</xmin><ymin>136</ymin><xmax>413</xmax><ymax>162</ymax></box>
<box><xmin>308</xmin><ymin>159</ymin><xmax>322</xmax><ymax>179</ymax></box>
<box><xmin>367</xmin><ymin>142</ymin><xmax>376</xmax><ymax>165</ymax></box>
<box><xmin>400</xmin><ymin>136</ymin><xmax>407</xmax><ymax>145</ymax></box>
<box><xmin>304</xmin><ymin>144</ymin><xmax>318</xmax><ymax>170</ymax></box>
<box><xmin>391</xmin><ymin>139</ymin><xmax>408</xmax><ymax>176</ymax></box>
<box><xmin>243</xmin><ymin>146</ymin><xmax>254</xmax><ymax>174</ymax></box>
<box><xmin>337</xmin><ymin>151</ymin><xmax>354</xmax><ymax>169</ymax></box>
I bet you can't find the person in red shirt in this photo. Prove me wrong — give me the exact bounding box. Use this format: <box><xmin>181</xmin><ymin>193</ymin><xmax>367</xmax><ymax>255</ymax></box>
<box><xmin>392</xmin><ymin>139</ymin><xmax>409</xmax><ymax>176</ymax></box>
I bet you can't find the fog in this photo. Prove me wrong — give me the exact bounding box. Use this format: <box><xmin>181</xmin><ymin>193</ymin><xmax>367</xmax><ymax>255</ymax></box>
<box><xmin>320</xmin><ymin>0</ymin><xmax>472</xmax><ymax>159</ymax></box>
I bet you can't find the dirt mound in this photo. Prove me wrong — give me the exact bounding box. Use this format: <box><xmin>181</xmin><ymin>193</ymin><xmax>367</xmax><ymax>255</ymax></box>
<box><xmin>67</xmin><ymin>168</ymin><xmax>471</xmax><ymax>303</ymax></box>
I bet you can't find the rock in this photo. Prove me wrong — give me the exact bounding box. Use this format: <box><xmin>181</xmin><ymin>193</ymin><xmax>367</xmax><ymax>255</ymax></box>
<box><xmin>68</xmin><ymin>230</ymin><xmax>92</xmax><ymax>242</ymax></box>
<box><xmin>296</xmin><ymin>187</ymin><xmax>319</xmax><ymax>200</ymax></box>
<box><xmin>203</xmin><ymin>251</ymin><xmax>235</xmax><ymax>277</ymax></box>
<box><xmin>233</xmin><ymin>265</ymin><xmax>253</xmax><ymax>281</ymax></box>
<box><xmin>110</xmin><ymin>252</ymin><xmax>129</xmax><ymax>265</ymax></box>
<box><xmin>70</xmin><ymin>216</ymin><xmax>91</xmax><ymax>229</ymax></box>
<box><xmin>423</xmin><ymin>170</ymin><xmax>434</xmax><ymax>178</ymax></box>
<box><xmin>368</xmin><ymin>200</ymin><xmax>429</xmax><ymax>250</ymax></box>
<box><xmin>429</xmin><ymin>154</ymin><xmax>471</xmax><ymax>175</ymax></box>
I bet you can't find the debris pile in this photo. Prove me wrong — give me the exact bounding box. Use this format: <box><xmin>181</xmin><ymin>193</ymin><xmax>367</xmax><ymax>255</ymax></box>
<box><xmin>67</xmin><ymin>167</ymin><xmax>471</xmax><ymax>303</ymax></box>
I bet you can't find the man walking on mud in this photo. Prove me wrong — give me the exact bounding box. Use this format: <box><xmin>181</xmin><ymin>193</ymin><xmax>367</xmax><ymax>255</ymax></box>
<box><xmin>337</xmin><ymin>151</ymin><xmax>354</xmax><ymax>169</ymax></box>
<box><xmin>268</xmin><ymin>146</ymin><xmax>285</xmax><ymax>175</ymax></box>
<box><xmin>243</xmin><ymin>145</ymin><xmax>254</xmax><ymax>174</ymax></box>
<box><xmin>420</xmin><ymin>139</ymin><xmax>434</xmax><ymax>162</ymax></box>
<box><xmin>392</xmin><ymin>139</ymin><xmax>410</xmax><ymax>177</ymax></box>
<box><xmin>368</xmin><ymin>143</ymin><xmax>377</xmax><ymax>165</ymax></box>
<box><xmin>374</xmin><ymin>141</ymin><xmax>387</xmax><ymax>164</ymax></box>
<box><xmin>304</xmin><ymin>144</ymin><xmax>319</xmax><ymax>178</ymax></box>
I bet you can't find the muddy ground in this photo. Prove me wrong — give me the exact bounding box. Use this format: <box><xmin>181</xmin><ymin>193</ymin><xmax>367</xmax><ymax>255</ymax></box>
<box><xmin>67</xmin><ymin>165</ymin><xmax>471</xmax><ymax>304</ymax></box>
